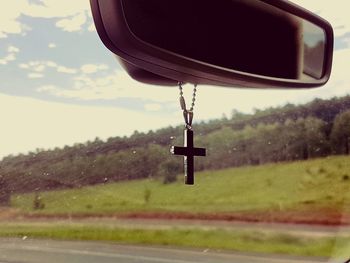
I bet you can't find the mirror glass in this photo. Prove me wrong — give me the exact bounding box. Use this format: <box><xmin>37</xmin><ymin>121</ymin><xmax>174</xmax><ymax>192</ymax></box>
<box><xmin>121</xmin><ymin>0</ymin><xmax>326</xmax><ymax>81</ymax></box>
<box><xmin>303</xmin><ymin>20</ymin><xmax>326</xmax><ymax>79</ymax></box>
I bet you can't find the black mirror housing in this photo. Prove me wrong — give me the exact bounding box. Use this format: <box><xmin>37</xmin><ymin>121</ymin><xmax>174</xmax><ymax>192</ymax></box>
<box><xmin>90</xmin><ymin>0</ymin><xmax>334</xmax><ymax>89</ymax></box>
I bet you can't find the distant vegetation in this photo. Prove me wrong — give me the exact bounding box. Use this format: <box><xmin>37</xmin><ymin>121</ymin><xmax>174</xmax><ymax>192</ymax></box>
<box><xmin>2</xmin><ymin>95</ymin><xmax>350</xmax><ymax>197</ymax></box>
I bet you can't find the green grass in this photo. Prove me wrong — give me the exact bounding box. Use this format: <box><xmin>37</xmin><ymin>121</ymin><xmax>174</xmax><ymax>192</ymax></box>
<box><xmin>6</xmin><ymin>156</ymin><xmax>350</xmax><ymax>259</ymax></box>
<box><xmin>0</xmin><ymin>222</ymin><xmax>342</xmax><ymax>258</ymax></box>
<box><xmin>11</xmin><ymin>155</ymin><xmax>350</xmax><ymax>215</ymax></box>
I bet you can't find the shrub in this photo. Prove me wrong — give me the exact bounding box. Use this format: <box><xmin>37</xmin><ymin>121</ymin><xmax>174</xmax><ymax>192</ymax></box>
<box><xmin>158</xmin><ymin>159</ymin><xmax>180</xmax><ymax>185</ymax></box>
<box><xmin>144</xmin><ymin>188</ymin><xmax>151</xmax><ymax>204</ymax></box>
<box><xmin>33</xmin><ymin>192</ymin><xmax>45</xmax><ymax>210</ymax></box>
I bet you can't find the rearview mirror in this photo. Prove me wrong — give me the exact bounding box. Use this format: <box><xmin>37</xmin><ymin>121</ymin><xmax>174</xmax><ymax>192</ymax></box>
<box><xmin>90</xmin><ymin>0</ymin><xmax>334</xmax><ymax>89</ymax></box>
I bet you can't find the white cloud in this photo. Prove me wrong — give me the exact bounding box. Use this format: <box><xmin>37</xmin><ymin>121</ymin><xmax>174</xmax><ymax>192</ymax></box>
<box><xmin>145</xmin><ymin>104</ymin><xmax>162</xmax><ymax>112</ymax></box>
<box><xmin>0</xmin><ymin>45</ymin><xmax>20</xmax><ymax>65</ymax></box>
<box><xmin>88</xmin><ymin>23</ymin><xmax>96</xmax><ymax>32</ymax></box>
<box><xmin>81</xmin><ymin>64</ymin><xmax>109</xmax><ymax>74</ymax></box>
<box><xmin>24</xmin><ymin>0</ymin><xmax>90</xmax><ymax>19</ymax></box>
<box><xmin>19</xmin><ymin>61</ymin><xmax>39</xmax><ymax>69</ymax></box>
<box><xmin>19</xmin><ymin>63</ymin><xmax>29</xmax><ymax>69</ymax></box>
<box><xmin>0</xmin><ymin>1</ymin><xmax>29</xmax><ymax>38</ymax></box>
<box><xmin>344</xmin><ymin>37</ymin><xmax>350</xmax><ymax>48</ymax></box>
<box><xmin>28</xmin><ymin>73</ymin><xmax>44</xmax><ymax>79</ymax></box>
<box><xmin>37</xmin><ymin>85</ymin><xmax>56</xmax><ymax>93</ymax></box>
<box><xmin>3</xmin><ymin>54</ymin><xmax>16</xmax><ymax>62</ymax></box>
<box><xmin>8</xmin><ymin>46</ymin><xmax>20</xmax><ymax>53</ymax></box>
<box><xmin>0</xmin><ymin>0</ymin><xmax>91</xmax><ymax>37</ymax></box>
<box><xmin>36</xmin><ymin>70</ymin><xmax>177</xmax><ymax>102</ymax></box>
<box><xmin>46</xmin><ymin>61</ymin><xmax>58</xmax><ymax>68</ymax></box>
<box><xmin>56</xmin><ymin>12</ymin><xmax>87</xmax><ymax>32</ymax></box>
<box><xmin>0</xmin><ymin>92</ymin><xmax>172</xmax><ymax>159</ymax></box>
<box><xmin>19</xmin><ymin>60</ymin><xmax>78</xmax><ymax>75</ymax></box>
<box><xmin>48</xmin><ymin>43</ymin><xmax>57</xmax><ymax>48</ymax></box>
<box><xmin>57</xmin><ymin>66</ymin><xmax>77</xmax><ymax>74</ymax></box>
<box><xmin>33</xmin><ymin>64</ymin><xmax>46</xmax><ymax>72</ymax></box>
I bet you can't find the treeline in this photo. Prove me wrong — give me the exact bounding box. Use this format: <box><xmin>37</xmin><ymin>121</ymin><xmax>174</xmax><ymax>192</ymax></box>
<box><xmin>2</xmin><ymin>95</ymin><xmax>350</xmax><ymax>199</ymax></box>
<box><xmin>196</xmin><ymin>117</ymin><xmax>328</xmax><ymax>169</ymax></box>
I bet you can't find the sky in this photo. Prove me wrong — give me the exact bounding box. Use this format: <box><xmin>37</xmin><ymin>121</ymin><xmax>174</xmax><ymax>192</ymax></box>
<box><xmin>0</xmin><ymin>0</ymin><xmax>350</xmax><ymax>159</ymax></box>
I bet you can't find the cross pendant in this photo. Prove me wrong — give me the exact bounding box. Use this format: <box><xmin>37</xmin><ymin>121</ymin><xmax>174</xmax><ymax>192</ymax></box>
<box><xmin>170</xmin><ymin>128</ymin><xmax>206</xmax><ymax>185</ymax></box>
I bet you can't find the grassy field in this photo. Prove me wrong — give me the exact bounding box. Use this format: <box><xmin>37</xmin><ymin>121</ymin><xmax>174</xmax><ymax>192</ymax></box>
<box><xmin>4</xmin><ymin>156</ymin><xmax>350</xmax><ymax>259</ymax></box>
<box><xmin>11</xmin><ymin>156</ymin><xmax>350</xmax><ymax>217</ymax></box>
<box><xmin>0</xmin><ymin>221</ymin><xmax>345</xmax><ymax>259</ymax></box>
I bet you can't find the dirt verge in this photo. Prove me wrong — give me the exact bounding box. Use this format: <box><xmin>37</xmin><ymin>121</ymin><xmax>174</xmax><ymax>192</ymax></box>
<box><xmin>14</xmin><ymin>208</ymin><xmax>350</xmax><ymax>226</ymax></box>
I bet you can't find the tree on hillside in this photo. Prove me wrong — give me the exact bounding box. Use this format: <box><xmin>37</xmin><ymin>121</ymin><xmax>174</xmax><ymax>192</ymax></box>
<box><xmin>253</xmin><ymin>122</ymin><xmax>283</xmax><ymax>163</ymax></box>
<box><xmin>0</xmin><ymin>175</ymin><xmax>10</xmax><ymax>206</ymax></box>
<box><xmin>331</xmin><ymin>110</ymin><xmax>350</xmax><ymax>155</ymax></box>
<box><xmin>303</xmin><ymin>117</ymin><xmax>329</xmax><ymax>157</ymax></box>
<box><xmin>157</xmin><ymin>159</ymin><xmax>181</xmax><ymax>184</ymax></box>
<box><xmin>289</xmin><ymin>117</ymin><xmax>329</xmax><ymax>160</ymax></box>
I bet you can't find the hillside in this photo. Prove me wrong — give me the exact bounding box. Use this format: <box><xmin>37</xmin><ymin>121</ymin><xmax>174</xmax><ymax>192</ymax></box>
<box><xmin>11</xmin><ymin>155</ymin><xmax>350</xmax><ymax>225</ymax></box>
<box><xmin>2</xmin><ymin>95</ymin><xmax>350</xmax><ymax>196</ymax></box>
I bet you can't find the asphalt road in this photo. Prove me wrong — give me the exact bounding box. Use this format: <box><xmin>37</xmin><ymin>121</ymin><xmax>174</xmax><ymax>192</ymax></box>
<box><xmin>0</xmin><ymin>238</ymin><xmax>333</xmax><ymax>263</ymax></box>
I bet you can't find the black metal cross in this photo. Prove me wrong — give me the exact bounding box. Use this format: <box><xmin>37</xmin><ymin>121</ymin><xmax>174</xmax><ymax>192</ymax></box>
<box><xmin>170</xmin><ymin>129</ymin><xmax>206</xmax><ymax>185</ymax></box>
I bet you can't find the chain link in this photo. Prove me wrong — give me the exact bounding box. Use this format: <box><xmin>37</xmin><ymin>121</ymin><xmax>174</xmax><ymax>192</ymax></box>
<box><xmin>178</xmin><ymin>82</ymin><xmax>198</xmax><ymax>129</ymax></box>
<box><xmin>179</xmin><ymin>82</ymin><xmax>197</xmax><ymax>111</ymax></box>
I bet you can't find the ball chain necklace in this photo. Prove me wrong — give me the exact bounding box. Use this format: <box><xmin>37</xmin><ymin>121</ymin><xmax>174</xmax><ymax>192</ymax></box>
<box><xmin>170</xmin><ymin>83</ymin><xmax>206</xmax><ymax>185</ymax></box>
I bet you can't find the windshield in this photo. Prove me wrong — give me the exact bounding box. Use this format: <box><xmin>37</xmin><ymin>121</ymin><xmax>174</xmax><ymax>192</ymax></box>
<box><xmin>0</xmin><ymin>1</ymin><xmax>349</xmax><ymax>262</ymax></box>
